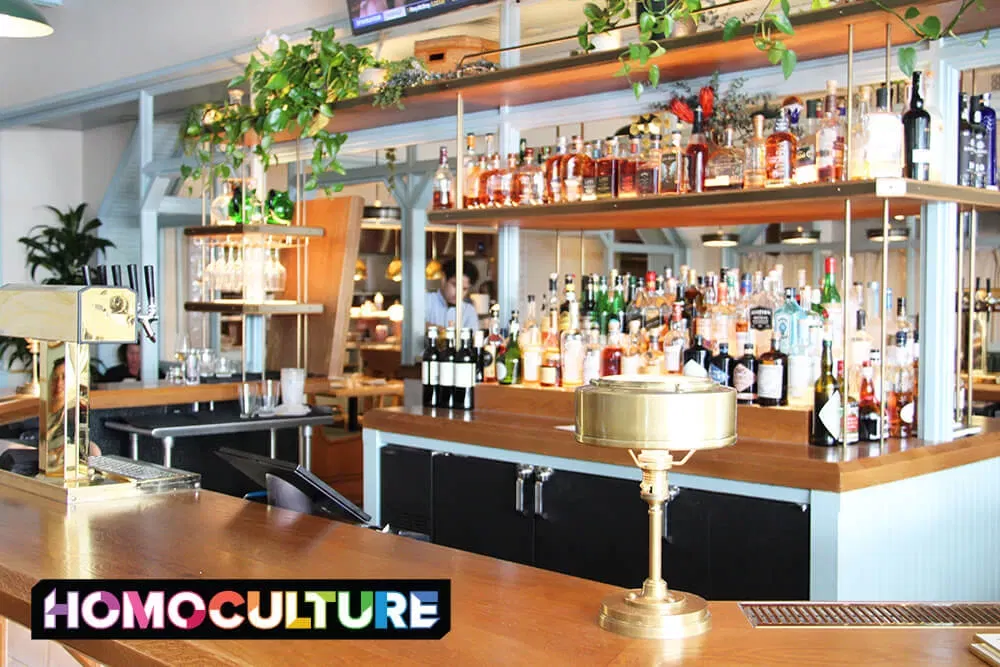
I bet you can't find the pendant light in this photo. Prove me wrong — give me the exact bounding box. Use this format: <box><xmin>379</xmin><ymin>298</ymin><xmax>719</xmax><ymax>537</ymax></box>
<box><xmin>0</xmin><ymin>0</ymin><xmax>53</xmax><ymax>38</ymax></box>
<box><xmin>362</xmin><ymin>150</ymin><xmax>402</xmax><ymax>224</ymax></box>
<box><xmin>425</xmin><ymin>231</ymin><xmax>444</xmax><ymax>281</ymax></box>
<box><xmin>353</xmin><ymin>259</ymin><xmax>368</xmax><ymax>282</ymax></box>
<box><xmin>385</xmin><ymin>229</ymin><xmax>402</xmax><ymax>283</ymax></box>
<box><xmin>867</xmin><ymin>225</ymin><xmax>909</xmax><ymax>243</ymax></box>
<box><xmin>701</xmin><ymin>229</ymin><xmax>740</xmax><ymax>248</ymax></box>
<box><xmin>780</xmin><ymin>226</ymin><xmax>821</xmax><ymax>245</ymax></box>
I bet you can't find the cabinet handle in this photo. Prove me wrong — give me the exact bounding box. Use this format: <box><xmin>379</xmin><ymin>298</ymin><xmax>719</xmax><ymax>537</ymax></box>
<box><xmin>534</xmin><ymin>467</ymin><xmax>553</xmax><ymax>516</ymax></box>
<box><xmin>515</xmin><ymin>465</ymin><xmax>534</xmax><ymax>514</ymax></box>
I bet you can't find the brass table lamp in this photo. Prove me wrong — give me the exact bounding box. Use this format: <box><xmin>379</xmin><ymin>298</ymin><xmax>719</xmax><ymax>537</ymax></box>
<box><xmin>575</xmin><ymin>375</ymin><xmax>737</xmax><ymax>639</ymax></box>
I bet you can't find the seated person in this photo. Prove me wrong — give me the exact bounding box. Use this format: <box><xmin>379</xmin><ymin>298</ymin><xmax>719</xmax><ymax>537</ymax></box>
<box><xmin>102</xmin><ymin>343</ymin><xmax>163</xmax><ymax>382</ymax></box>
<box><xmin>425</xmin><ymin>257</ymin><xmax>480</xmax><ymax>332</ymax></box>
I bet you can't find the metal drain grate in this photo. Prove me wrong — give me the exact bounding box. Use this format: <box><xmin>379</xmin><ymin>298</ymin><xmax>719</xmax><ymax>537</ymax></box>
<box><xmin>740</xmin><ymin>602</ymin><xmax>1000</xmax><ymax>628</ymax></box>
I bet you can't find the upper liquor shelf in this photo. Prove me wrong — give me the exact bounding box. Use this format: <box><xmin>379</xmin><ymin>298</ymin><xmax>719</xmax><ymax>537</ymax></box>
<box><xmin>426</xmin><ymin>180</ymin><xmax>1000</xmax><ymax>231</ymax></box>
<box><xmin>316</xmin><ymin>0</ymin><xmax>996</xmax><ymax>136</ymax></box>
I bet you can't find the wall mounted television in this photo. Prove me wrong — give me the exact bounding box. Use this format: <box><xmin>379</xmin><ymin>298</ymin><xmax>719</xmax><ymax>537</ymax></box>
<box><xmin>348</xmin><ymin>0</ymin><xmax>495</xmax><ymax>36</ymax></box>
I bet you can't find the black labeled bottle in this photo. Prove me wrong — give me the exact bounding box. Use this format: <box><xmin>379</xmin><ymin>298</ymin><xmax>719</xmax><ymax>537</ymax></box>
<box><xmin>902</xmin><ymin>70</ymin><xmax>932</xmax><ymax>181</ymax></box>
<box><xmin>757</xmin><ymin>335</ymin><xmax>788</xmax><ymax>406</ymax></box>
<box><xmin>422</xmin><ymin>326</ymin><xmax>440</xmax><ymax>408</ymax></box>
<box><xmin>812</xmin><ymin>332</ymin><xmax>841</xmax><ymax>446</ymax></box>
<box><xmin>453</xmin><ymin>328</ymin><xmax>476</xmax><ymax>411</ymax></box>
<box><xmin>708</xmin><ymin>342</ymin><xmax>735</xmax><ymax>386</ymax></box>
<box><xmin>733</xmin><ymin>343</ymin><xmax>758</xmax><ymax>405</ymax></box>
<box><xmin>682</xmin><ymin>334</ymin><xmax>711</xmax><ymax>378</ymax></box>
<box><xmin>501</xmin><ymin>310</ymin><xmax>522</xmax><ymax>385</ymax></box>
<box><xmin>437</xmin><ymin>328</ymin><xmax>456</xmax><ymax>409</ymax></box>
<box><xmin>686</xmin><ymin>106</ymin><xmax>710</xmax><ymax>193</ymax></box>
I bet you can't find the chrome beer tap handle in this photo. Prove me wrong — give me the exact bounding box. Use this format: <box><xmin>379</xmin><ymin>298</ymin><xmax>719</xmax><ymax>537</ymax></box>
<box><xmin>136</xmin><ymin>264</ymin><xmax>158</xmax><ymax>343</ymax></box>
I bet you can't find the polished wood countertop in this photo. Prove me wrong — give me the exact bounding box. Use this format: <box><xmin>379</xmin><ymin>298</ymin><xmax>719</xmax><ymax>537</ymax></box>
<box><xmin>0</xmin><ymin>484</ymin><xmax>985</xmax><ymax>666</ymax></box>
<box><xmin>364</xmin><ymin>407</ymin><xmax>1000</xmax><ymax>493</ymax></box>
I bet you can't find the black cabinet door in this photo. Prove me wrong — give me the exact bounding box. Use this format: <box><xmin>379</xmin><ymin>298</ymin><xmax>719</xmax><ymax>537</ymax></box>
<box><xmin>532</xmin><ymin>469</ymin><xmax>649</xmax><ymax>588</ymax></box>
<box><xmin>432</xmin><ymin>453</ymin><xmax>534</xmax><ymax>566</ymax></box>
<box><xmin>667</xmin><ymin>487</ymin><xmax>810</xmax><ymax>601</ymax></box>
<box><xmin>380</xmin><ymin>445</ymin><xmax>434</xmax><ymax>539</ymax></box>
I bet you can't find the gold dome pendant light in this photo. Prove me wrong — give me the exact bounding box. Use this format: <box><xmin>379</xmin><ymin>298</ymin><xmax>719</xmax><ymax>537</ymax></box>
<box><xmin>426</xmin><ymin>231</ymin><xmax>444</xmax><ymax>281</ymax></box>
<box><xmin>385</xmin><ymin>228</ymin><xmax>403</xmax><ymax>283</ymax></box>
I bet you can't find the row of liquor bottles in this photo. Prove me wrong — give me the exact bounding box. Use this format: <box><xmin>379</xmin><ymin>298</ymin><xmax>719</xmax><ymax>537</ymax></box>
<box><xmin>420</xmin><ymin>262</ymin><xmax>919</xmax><ymax>444</ymax></box>
<box><xmin>429</xmin><ymin>71</ymin><xmax>997</xmax><ymax>210</ymax></box>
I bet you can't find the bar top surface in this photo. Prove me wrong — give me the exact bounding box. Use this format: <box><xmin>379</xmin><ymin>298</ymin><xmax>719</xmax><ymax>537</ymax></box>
<box><xmin>0</xmin><ymin>484</ymin><xmax>985</xmax><ymax>666</ymax></box>
<box><xmin>363</xmin><ymin>406</ymin><xmax>1000</xmax><ymax>493</ymax></box>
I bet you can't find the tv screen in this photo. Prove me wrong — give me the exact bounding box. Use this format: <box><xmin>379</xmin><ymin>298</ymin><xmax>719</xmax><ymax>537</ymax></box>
<box><xmin>348</xmin><ymin>0</ymin><xmax>495</xmax><ymax>36</ymax></box>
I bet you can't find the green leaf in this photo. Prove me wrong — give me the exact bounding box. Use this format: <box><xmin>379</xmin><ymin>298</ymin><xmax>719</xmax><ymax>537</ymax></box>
<box><xmin>304</xmin><ymin>177</ymin><xmax>318</xmax><ymax>190</ymax></box>
<box><xmin>639</xmin><ymin>12</ymin><xmax>655</xmax><ymax>35</ymax></box>
<box><xmin>684</xmin><ymin>0</ymin><xmax>700</xmax><ymax>10</ymax></box>
<box><xmin>319</xmin><ymin>103</ymin><xmax>334</xmax><ymax>118</ymax></box>
<box><xmin>723</xmin><ymin>17</ymin><xmax>741</xmax><ymax>41</ymax></box>
<box><xmin>650</xmin><ymin>44</ymin><xmax>666</xmax><ymax>58</ymax></box>
<box><xmin>632</xmin><ymin>81</ymin><xmax>645</xmax><ymax>100</ymax></box>
<box><xmin>770</xmin><ymin>11</ymin><xmax>795</xmax><ymax>35</ymax></box>
<box><xmin>898</xmin><ymin>46</ymin><xmax>917</xmax><ymax>77</ymax></box>
<box><xmin>656</xmin><ymin>16</ymin><xmax>673</xmax><ymax>37</ymax></box>
<box><xmin>265</xmin><ymin>71</ymin><xmax>289</xmax><ymax>90</ymax></box>
<box><xmin>577</xmin><ymin>24</ymin><xmax>592</xmax><ymax>51</ymax></box>
<box><xmin>638</xmin><ymin>44</ymin><xmax>651</xmax><ymax>65</ymax></box>
<box><xmin>768</xmin><ymin>46</ymin><xmax>784</xmax><ymax>64</ymax></box>
<box><xmin>919</xmin><ymin>16</ymin><xmax>941</xmax><ymax>39</ymax></box>
<box><xmin>583</xmin><ymin>2</ymin><xmax>601</xmax><ymax>21</ymax></box>
<box><xmin>904</xmin><ymin>6</ymin><xmax>920</xmax><ymax>19</ymax></box>
<box><xmin>648</xmin><ymin>63</ymin><xmax>660</xmax><ymax>88</ymax></box>
<box><xmin>228</xmin><ymin>75</ymin><xmax>247</xmax><ymax>88</ymax></box>
<box><xmin>780</xmin><ymin>0</ymin><xmax>791</xmax><ymax>16</ymax></box>
<box><xmin>979</xmin><ymin>29</ymin><xmax>990</xmax><ymax>47</ymax></box>
<box><xmin>628</xmin><ymin>43</ymin><xmax>641</xmax><ymax>61</ymax></box>
<box><xmin>260</xmin><ymin>134</ymin><xmax>273</xmax><ymax>151</ymax></box>
<box><xmin>614</xmin><ymin>61</ymin><xmax>630</xmax><ymax>77</ymax></box>
<box><xmin>781</xmin><ymin>49</ymin><xmax>798</xmax><ymax>79</ymax></box>
<box><xmin>811</xmin><ymin>0</ymin><xmax>830</xmax><ymax>8</ymax></box>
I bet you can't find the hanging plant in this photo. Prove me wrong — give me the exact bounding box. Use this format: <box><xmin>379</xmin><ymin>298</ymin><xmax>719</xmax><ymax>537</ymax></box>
<box><xmin>179</xmin><ymin>27</ymin><xmax>378</xmax><ymax>192</ymax></box>
<box><xmin>577</xmin><ymin>0</ymin><xmax>990</xmax><ymax>99</ymax></box>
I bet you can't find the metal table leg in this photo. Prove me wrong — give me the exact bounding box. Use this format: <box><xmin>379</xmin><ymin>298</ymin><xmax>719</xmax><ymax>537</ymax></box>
<box><xmin>270</xmin><ymin>429</ymin><xmax>277</xmax><ymax>459</ymax></box>
<box><xmin>348</xmin><ymin>397</ymin><xmax>360</xmax><ymax>431</ymax></box>
<box><xmin>301</xmin><ymin>425</ymin><xmax>313</xmax><ymax>471</ymax></box>
<box><xmin>162</xmin><ymin>436</ymin><xmax>174</xmax><ymax>468</ymax></box>
<box><xmin>130</xmin><ymin>433</ymin><xmax>139</xmax><ymax>461</ymax></box>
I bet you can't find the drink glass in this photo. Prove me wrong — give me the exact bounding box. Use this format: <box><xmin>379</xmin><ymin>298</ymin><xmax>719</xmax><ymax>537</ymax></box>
<box><xmin>238</xmin><ymin>382</ymin><xmax>262</xmax><ymax>418</ymax></box>
<box><xmin>280</xmin><ymin>368</ymin><xmax>306</xmax><ymax>408</ymax></box>
<box><xmin>259</xmin><ymin>380</ymin><xmax>281</xmax><ymax>414</ymax></box>
<box><xmin>184</xmin><ymin>354</ymin><xmax>201</xmax><ymax>385</ymax></box>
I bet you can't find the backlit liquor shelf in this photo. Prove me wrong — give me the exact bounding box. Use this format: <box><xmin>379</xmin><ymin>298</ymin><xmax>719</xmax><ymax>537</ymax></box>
<box><xmin>427</xmin><ymin>179</ymin><xmax>1000</xmax><ymax>230</ymax></box>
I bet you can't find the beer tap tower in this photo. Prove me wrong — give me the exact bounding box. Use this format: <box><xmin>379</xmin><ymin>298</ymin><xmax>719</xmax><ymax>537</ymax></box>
<box><xmin>0</xmin><ymin>264</ymin><xmax>170</xmax><ymax>502</ymax></box>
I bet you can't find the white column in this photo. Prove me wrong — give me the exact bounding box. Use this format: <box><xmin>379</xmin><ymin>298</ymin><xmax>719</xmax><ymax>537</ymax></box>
<box><xmin>138</xmin><ymin>90</ymin><xmax>159</xmax><ymax>382</ymax></box>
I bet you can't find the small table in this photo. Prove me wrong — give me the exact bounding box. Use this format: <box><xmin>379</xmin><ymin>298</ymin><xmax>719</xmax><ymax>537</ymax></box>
<box><xmin>104</xmin><ymin>407</ymin><xmax>334</xmax><ymax>470</ymax></box>
<box><xmin>318</xmin><ymin>380</ymin><xmax>405</xmax><ymax>431</ymax></box>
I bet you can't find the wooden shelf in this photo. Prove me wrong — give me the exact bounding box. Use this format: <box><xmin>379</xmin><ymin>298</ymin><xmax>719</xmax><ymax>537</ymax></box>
<box><xmin>427</xmin><ymin>179</ymin><xmax>1000</xmax><ymax>230</ymax></box>
<box><xmin>184</xmin><ymin>301</ymin><xmax>324</xmax><ymax>315</ymax></box>
<box><xmin>305</xmin><ymin>0</ymin><xmax>996</xmax><ymax>136</ymax></box>
<box><xmin>184</xmin><ymin>224</ymin><xmax>324</xmax><ymax>248</ymax></box>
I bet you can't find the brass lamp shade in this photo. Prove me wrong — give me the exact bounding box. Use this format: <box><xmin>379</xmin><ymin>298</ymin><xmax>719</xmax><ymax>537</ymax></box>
<box><xmin>425</xmin><ymin>259</ymin><xmax>444</xmax><ymax>281</ymax></box>
<box><xmin>575</xmin><ymin>375</ymin><xmax>737</xmax><ymax>640</ymax></box>
<box><xmin>385</xmin><ymin>258</ymin><xmax>403</xmax><ymax>282</ymax></box>
<box><xmin>353</xmin><ymin>259</ymin><xmax>368</xmax><ymax>282</ymax></box>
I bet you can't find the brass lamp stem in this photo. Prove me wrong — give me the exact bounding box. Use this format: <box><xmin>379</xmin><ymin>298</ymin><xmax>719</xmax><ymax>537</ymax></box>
<box><xmin>639</xmin><ymin>450</ymin><xmax>671</xmax><ymax>601</ymax></box>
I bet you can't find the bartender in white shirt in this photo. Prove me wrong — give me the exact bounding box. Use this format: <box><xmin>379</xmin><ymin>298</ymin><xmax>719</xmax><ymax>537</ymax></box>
<box><xmin>425</xmin><ymin>257</ymin><xmax>480</xmax><ymax>331</ymax></box>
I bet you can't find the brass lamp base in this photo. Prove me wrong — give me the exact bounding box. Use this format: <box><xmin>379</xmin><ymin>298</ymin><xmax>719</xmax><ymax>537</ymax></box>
<box><xmin>599</xmin><ymin>588</ymin><xmax>711</xmax><ymax>639</ymax></box>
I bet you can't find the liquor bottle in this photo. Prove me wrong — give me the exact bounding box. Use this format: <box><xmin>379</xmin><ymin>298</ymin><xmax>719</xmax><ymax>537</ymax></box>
<box><xmin>773</xmin><ymin>287</ymin><xmax>801</xmax><ymax>354</ymax></box>
<box><xmin>618</xmin><ymin>137</ymin><xmax>641</xmax><ymax>198</ymax></box>
<box><xmin>515</xmin><ymin>147</ymin><xmax>545</xmax><ymax>206</ymax></box>
<box><xmin>705</xmin><ymin>126</ymin><xmax>744</xmax><ymax>190</ymax></box>
<box><xmin>733</xmin><ymin>343</ymin><xmax>758</xmax><ymax>405</ymax></box>
<box><xmin>583</xmin><ymin>325</ymin><xmax>602</xmax><ymax>384</ymax></box>
<box><xmin>858</xmin><ymin>361</ymin><xmax>882</xmax><ymax>441</ymax></box>
<box><xmin>473</xmin><ymin>330</ymin><xmax>485</xmax><ymax>383</ymax></box>
<box><xmin>685</xmin><ymin>107</ymin><xmax>710</xmax><ymax>193</ymax></box>
<box><xmin>887</xmin><ymin>331</ymin><xmax>915</xmax><ymax>437</ymax></box>
<box><xmin>544</xmin><ymin>136</ymin><xmax>569</xmax><ymax>204</ymax></box>
<box><xmin>637</xmin><ymin>136</ymin><xmax>663</xmax><ymax>196</ymax></box>
<box><xmin>432</xmin><ymin>146</ymin><xmax>455</xmax><ymax>210</ymax></box>
<box><xmin>708</xmin><ymin>342</ymin><xmax>734</xmax><ymax>386</ymax></box>
<box><xmin>795</xmin><ymin>99</ymin><xmax>821</xmax><ymax>184</ymax></box>
<box><xmin>848</xmin><ymin>309</ymin><xmax>873</xmax><ymax>397</ymax></box>
<box><xmin>454</xmin><ymin>328</ymin><xmax>476</xmax><ymax>411</ymax></box>
<box><xmin>462</xmin><ymin>133</ymin><xmax>481</xmax><ymax>208</ymax></box>
<box><xmin>560</xmin><ymin>299</ymin><xmax>585</xmax><ymax>387</ymax></box>
<box><xmin>479</xmin><ymin>153</ymin><xmax>502</xmax><ymax>207</ymax></box>
<box><xmin>866</xmin><ymin>87</ymin><xmax>904</xmax><ymax>178</ymax></box>
<box><xmin>608</xmin><ymin>273</ymin><xmax>626</xmax><ymax>333</ymax></box>
<box><xmin>661</xmin><ymin>304</ymin><xmax>687</xmax><ymax>374</ymax></box>
<box><xmin>812</xmin><ymin>332</ymin><xmax>841</xmax><ymax>446</ymax></box>
<box><xmin>902</xmin><ymin>71</ymin><xmax>932</xmax><ymax>181</ymax></box>
<box><xmin>621</xmin><ymin>320</ymin><xmax>644</xmax><ymax>375</ymax></box>
<box><xmin>483</xmin><ymin>303</ymin><xmax>503</xmax><ymax>383</ymax></box>
<box><xmin>970</xmin><ymin>96</ymin><xmax>989</xmax><ymax>189</ymax></box>
<box><xmin>595</xmin><ymin>138</ymin><xmax>620</xmax><ymax>200</ymax></box>
<box><xmin>978</xmin><ymin>92</ymin><xmax>997</xmax><ymax>189</ymax></box>
<box><xmin>559</xmin><ymin>273</ymin><xmax>576</xmax><ymax>333</ymax></box>
<box><xmin>661</xmin><ymin>131</ymin><xmax>685</xmax><ymax>193</ymax></box>
<box><xmin>562</xmin><ymin>135</ymin><xmax>595</xmax><ymax>203</ymax></box>
<box><xmin>422</xmin><ymin>326</ymin><xmax>440</xmax><ymax>408</ymax></box>
<box><xmin>744</xmin><ymin>114</ymin><xmax>768</xmax><ymax>188</ymax></box>
<box><xmin>682</xmin><ymin>334</ymin><xmax>711</xmax><ymax>378</ymax></box>
<box><xmin>959</xmin><ymin>93</ymin><xmax>976</xmax><ymax>187</ymax></box>
<box><xmin>521</xmin><ymin>295</ymin><xmax>542</xmax><ymax>385</ymax></box>
<box><xmin>500</xmin><ymin>310</ymin><xmax>522</xmax><ymax>385</ymax></box>
<box><xmin>817</xmin><ymin>80</ymin><xmax>842</xmax><ymax>182</ymax></box>
<box><xmin>895</xmin><ymin>297</ymin><xmax>914</xmax><ymax>357</ymax></box>
<box><xmin>820</xmin><ymin>256</ymin><xmax>844</xmax><ymax>358</ymax></box>
<box><xmin>837</xmin><ymin>360</ymin><xmax>860</xmax><ymax>444</ymax></box>
<box><xmin>643</xmin><ymin>327</ymin><xmax>665</xmax><ymax>374</ymax></box>
<box><xmin>438</xmin><ymin>328</ymin><xmax>456</xmax><ymax>409</ymax></box>
<box><xmin>850</xmin><ymin>85</ymin><xmax>872</xmax><ymax>180</ymax></box>
<box><xmin>601</xmin><ymin>319</ymin><xmax>624</xmax><ymax>376</ymax></box>
<box><xmin>757</xmin><ymin>336</ymin><xmax>788</xmax><ymax>407</ymax></box>
<box><xmin>787</xmin><ymin>324</ymin><xmax>814</xmax><ymax>407</ymax></box>
<box><xmin>766</xmin><ymin>110</ymin><xmax>798</xmax><ymax>187</ymax></box>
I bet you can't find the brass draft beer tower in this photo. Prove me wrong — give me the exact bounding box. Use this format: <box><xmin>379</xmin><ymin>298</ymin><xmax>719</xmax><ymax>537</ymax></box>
<box><xmin>0</xmin><ymin>264</ymin><xmax>157</xmax><ymax>486</ymax></box>
<box><xmin>576</xmin><ymin>375</ymin><xmax>736</xmax><ymax>639</ymax></box>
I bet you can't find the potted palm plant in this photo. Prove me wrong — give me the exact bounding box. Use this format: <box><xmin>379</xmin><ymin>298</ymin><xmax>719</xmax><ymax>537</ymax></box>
<box><xmin>0</xmin><ymin>204</ymin><xmax>115</xmax><ymax>389</ymax></box>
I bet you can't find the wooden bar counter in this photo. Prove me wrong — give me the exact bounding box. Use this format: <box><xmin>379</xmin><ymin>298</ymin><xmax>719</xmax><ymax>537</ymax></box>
<box><xmin>0</xmin><ymin>483</ymin><xmax>987</xmax><ymax>666</ymax></box>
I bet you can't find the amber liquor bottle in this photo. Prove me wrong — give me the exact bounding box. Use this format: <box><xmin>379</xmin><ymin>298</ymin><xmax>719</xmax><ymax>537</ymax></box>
<box><xmin>618</xmin><ymin>137</ymin><xmax>641</xmax><ymax>198</ymax></box>
<box><xmin>685</xmin><ymin>106</ymin><xmax>710</xmax><ymax>193</ymax></box>
<box><xmin>595</xmin><ymin>138</ymin><xmax>620</xmax><ymax>199</ymax></box>
<box><xmin>766</xmin><ymin>110</ymin><xmax>798</xmax><ymax>187</ymax></box>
